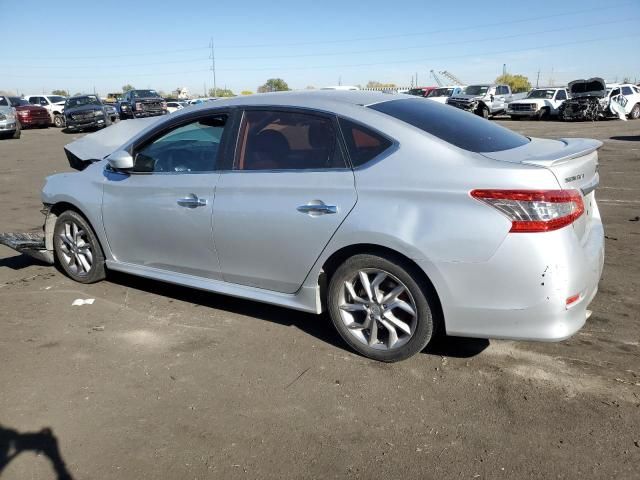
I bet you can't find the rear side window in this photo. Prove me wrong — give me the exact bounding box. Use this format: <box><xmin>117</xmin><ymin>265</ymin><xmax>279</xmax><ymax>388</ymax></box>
<box><xmin>338</xmin><ymin>118</ymin><xmax>393</xmax><ymax>167</ymax></box>
<box><xmin>621</xmin><ymin>86</ymin><xmax>633</xmax><ymax>95</ymax></box>
<box><xmin>369</xmin><ymin>98</ymin><xmax>529</xmax><ymax>153</ymax></box>
<box><xmin>0</xmin><ymin>96</ymin><xmax>8</xmax><ymax>106</ymax></box>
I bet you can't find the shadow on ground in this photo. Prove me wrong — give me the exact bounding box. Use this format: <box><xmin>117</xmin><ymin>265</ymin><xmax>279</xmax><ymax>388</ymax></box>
<box><xmin>107</xmin><ymin>271</ymin><xmax>489</xmax><ymax>359</ymax></box>
<box><xmin>0</xmin><ymin>253</ymin><xmax>48</xmax><ymax>271</ymax></box>
<box><xmin>610</xmin><ymin>135</ymin><xmax>640</xmax><ymax>141</ymax></box>
<box><xmin>0</xmin><ymin>425</ymin><xmax>74</xmax><ymax>479</ymax></box>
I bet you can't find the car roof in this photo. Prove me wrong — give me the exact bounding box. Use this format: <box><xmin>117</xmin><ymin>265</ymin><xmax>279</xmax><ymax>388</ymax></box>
<box><xmin>187</xmin><ymin>90</ymin><xmax>401</xmax><ymax>112</ymax></box>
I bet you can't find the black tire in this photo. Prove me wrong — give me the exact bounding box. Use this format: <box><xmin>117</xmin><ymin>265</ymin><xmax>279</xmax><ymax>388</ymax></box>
<box><xmin>11</xmin><ymin>122</ymin><xmax>21</xmax><ymax>139</ymax></box>
<box><xmin>630</xmin><ymin>104</ymin><xmax>640</xmax><ymax>120</ymax></box>
<box><xmin>53</xmin><ymin>210</ymin><xmax>106</xmax><ymax>284</ymax></box>
<box><xmin>327</xmin><ymin>253</ymin><xmax>436</xmax><ymax>362</ymax></box>
<box><xmin>478</xmin><ymin>105</ymin><xmax>489</xmax><ymax>119</ymax></box>
<box><xmin>538</xmin><ymin>108</ymin><xmax>550</xmax><ymax>120</ymax></box>
<box><xmin>53</xmin><ymin>114</ymin><xmax>65</xmax><ymax>128</ymax></box>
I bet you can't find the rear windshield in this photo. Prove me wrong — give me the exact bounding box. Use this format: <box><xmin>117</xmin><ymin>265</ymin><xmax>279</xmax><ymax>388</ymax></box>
<box><xmin>369</xmin><ymin>98</ymin><xmax>529</xmax><ymax>153</ymax></box>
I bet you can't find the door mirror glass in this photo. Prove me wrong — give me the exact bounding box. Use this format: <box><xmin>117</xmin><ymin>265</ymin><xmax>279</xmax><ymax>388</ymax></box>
<box><xmin>107</xmin><ymin>150</ymin><xmax>134</xmax><ymax>170</ymax></box>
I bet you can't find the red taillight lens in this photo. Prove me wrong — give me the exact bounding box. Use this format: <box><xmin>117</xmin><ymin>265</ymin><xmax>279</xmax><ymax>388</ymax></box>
<box><xmin>470</xmin><ymin>189</ymin><xmax>585</xmax><ymax>233</ymax></box>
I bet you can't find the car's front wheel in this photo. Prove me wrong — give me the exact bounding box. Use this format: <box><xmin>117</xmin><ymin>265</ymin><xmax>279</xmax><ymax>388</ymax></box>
<box><xmin>53</xmin><ymin>210</ymin><xmax>106</xmax><ymax>284</ymax></box>
<box><xmin>327</xmin><ymin>253</ymin><xmax>435</xmax><ymax>362</ymax></box>
<box><xmin>53</xmin><ymin>114</ymin><xmax>65</xmax><ymax>128</ymax></box>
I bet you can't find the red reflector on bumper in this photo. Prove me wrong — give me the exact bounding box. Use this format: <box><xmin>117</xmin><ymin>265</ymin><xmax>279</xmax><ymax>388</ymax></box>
<box><xmin>566</xmin><ymin>294</ymin><xmax>580</xmax><ymax>306</ymax></box>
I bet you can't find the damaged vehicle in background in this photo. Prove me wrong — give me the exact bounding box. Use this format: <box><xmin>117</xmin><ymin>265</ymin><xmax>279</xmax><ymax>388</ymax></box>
<box><xmin>424</xmin><ymin>86</ymin><xmax>465</xmax><ymax>104</ymax></box>
<box><xmin>447</xmin><ymin>84</ymin><xmax>526</xmax><ymax>118</ymax></box>
<box><xmin>559</xmin><ymin>78</ymin><xmax>636</xmax><ymax>121</ymax></box>
<box><xmin>0</xmin><ymin>91</ymin><xmax>605</xmax><ymax>362</ymax></box>
<box><xmin>117</xmin><ymin>89</ymin><xmax>167</xmax><ymax>119</ymax></box>
<box><xmin>63</xmin><ymin>95</ymin><xmax>111</xmax><ymax>132</ymax></box>
<box><xmin>25</xmin><ymin>94</ymin><xmax>67</xmax><ymax>127</ymax></box>
<box><xmin>8</xmin><ymin>97</ymin><xmax>50</xmax><ymax>128</ymax></box>
<box><xmin>507</xmin><ymin>87</ymin><xmax>568</xmax><ymax>120</ymax></box>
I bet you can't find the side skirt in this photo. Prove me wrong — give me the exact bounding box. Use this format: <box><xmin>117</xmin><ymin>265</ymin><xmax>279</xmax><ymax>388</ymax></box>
<box><xmin>105</xmin><ymin>260</ymin><xmax>322</xmax><ymax>314</ymax></box>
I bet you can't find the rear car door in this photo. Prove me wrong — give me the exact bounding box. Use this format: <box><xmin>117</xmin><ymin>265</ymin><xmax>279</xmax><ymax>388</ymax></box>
<box><xmin>213</xmin><ymin>108</ymin><xmax>357</xmax><ymax>293</ymax></box>
<box><xmin>102</xmin><ymin>112</ymin><xmax>230</xmax><ymax>279</ymax></box>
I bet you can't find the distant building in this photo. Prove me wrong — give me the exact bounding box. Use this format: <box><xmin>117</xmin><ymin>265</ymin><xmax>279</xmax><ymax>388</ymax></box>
<box><xmin>173</xmin><ymin>87</ymin><xmax>190</xmax><ymax>99</ymax></box>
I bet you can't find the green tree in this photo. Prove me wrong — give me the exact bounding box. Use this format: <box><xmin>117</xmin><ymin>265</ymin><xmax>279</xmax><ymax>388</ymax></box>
<box><xmin>257</xmin><ymin>78</ymin><xmax>290</xmax><ymax>93</ymax></box>
<box><xmin>209</xmin><ymin>88</ymin><xmax>235</xmax><ymax>97</ymax></box>
<box><xmin>240</xmin><ymin>90</ymin><xmax>254</xmax><ymax>95</ymax></box>
<box><xmin>494</xmin><ymin>74</ymin><xmax>531</xmax><ymax>93</ymax></box>
<box><xmin>366</xmin><ymin>81</ymin><xmax>396</xmax><ymax>89</ymax></box>
<box><xmin>51</xmin><ymin>89</ymin><xmax>69</xmax><ymax>96</ymax></box>
<box><xmin>122</xmin><ymin>84</ymin><xmax>135</xmax><ymax>92</ymax></box>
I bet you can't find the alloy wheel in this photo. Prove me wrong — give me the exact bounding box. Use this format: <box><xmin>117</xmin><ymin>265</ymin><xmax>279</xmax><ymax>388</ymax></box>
<box><xmin>337</xmin><ymin>268</ymin><xmax>418</xmax><ymax>350</ymax></box>
<box><xmin>57</xmin><ymin>221</ymin><xmax>93</xmax><ymax>276</ymax></box>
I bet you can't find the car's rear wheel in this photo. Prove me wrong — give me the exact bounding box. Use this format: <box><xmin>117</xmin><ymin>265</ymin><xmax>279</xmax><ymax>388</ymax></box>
<box><xmin>53</xmin><ymin>210</ymin><xmax>106</xmax><ymax>284</ymax></box>
<box><xmin>327</xmin><ymin>253</ymin><xmax>435</xmax><ymax>362</ymax></box>
<box><xmin>630</xmin><ymin>104</ymin><xmax>640</xmax><ymax>120</ymax></box>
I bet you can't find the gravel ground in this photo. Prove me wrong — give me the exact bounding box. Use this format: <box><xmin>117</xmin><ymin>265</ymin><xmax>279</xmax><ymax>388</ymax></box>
<box><xmin>0</xmin><ymin>119</ymin><xmax>638</xmax><ymax>479</ymax></box>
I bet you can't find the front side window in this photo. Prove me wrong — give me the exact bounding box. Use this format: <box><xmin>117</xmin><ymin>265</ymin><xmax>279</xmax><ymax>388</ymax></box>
<box><xmin>234</xmin><ymin>110</ymin><xmax>346</xmax><ymax>171</ymax></box>
<box><xmin>369</xmin><ymin>98</ymin><xmax>529</xmax><ymax>153</ymax></box>
<box><xmin>134</xmin><ymin>115</ymin><xmax>227</xmax><ymax>173</ymax></box>
<box><xmin>555</xmin><ymin>90</ymin><xmax>567</xmax><ymax>100</ymax></box>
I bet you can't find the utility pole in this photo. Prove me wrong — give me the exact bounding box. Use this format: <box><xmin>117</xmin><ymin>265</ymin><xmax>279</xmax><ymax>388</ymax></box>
<box><xmin>415</xmin><ymin>72</ymin><xmax>418</xmax><ymax>86</ymax></box>
<box><xmin>536</xmin><ymin>70</ymin><xmax>540</xmax><ymax>88</ymax></box>
<box><xmin>502</xmin><ymin>64</ymin><xmax>506</xmax><ymax>76</ymax></box>
<box><xmin>210</xmin><ymin>37</ymin><xmax>217</xmax><ymax>98</ymax></box>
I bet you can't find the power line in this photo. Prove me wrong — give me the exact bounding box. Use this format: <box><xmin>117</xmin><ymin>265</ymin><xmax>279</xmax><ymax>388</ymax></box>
<box><xmin>3</xmin><ymin>2</ymin><xmax>635</xmax><ymax>61</ymax></box>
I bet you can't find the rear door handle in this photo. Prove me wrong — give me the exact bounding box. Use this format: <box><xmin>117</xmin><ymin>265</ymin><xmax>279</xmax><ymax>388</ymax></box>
<box><xmin>177</xmin><ymin>194</ymin><xmax>207</xmax><ymax>208</ymax></box>
<box><xmin>297</xmin><ymin>201</ymin><xmax>337</xmax><ymax>216</ymax></box>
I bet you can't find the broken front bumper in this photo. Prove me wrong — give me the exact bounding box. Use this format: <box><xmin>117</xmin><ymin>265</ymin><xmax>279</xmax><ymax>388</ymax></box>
<box><xmin>0</xmin><ymin>232</ymin><xmax>54</xmax><ymax>264</ymax></box>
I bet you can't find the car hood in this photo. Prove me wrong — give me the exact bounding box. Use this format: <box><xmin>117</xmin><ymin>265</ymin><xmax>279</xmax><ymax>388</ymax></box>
<box><xmin>567</xmin><ymin>78</ymin><xmax>606</xmax><ymax>98</ymax></box>
<box><xmin>449</xmin><ymin>94</ymin><xmax>483</xmax><ymax>101</ymax></box>
<box><xmin>14</xmin><ymin>104</ymin><xmax>48</xmax><ymax>112</ymax></box>
<box><xmin>65</xmin><ymin>104</ymin><xmax>103</xmax><ymax>114</ymax></box>
<box><xmin>64</xmin><ymin>116</ymin><xmax>162</xmax><ymax>170</ymax></box>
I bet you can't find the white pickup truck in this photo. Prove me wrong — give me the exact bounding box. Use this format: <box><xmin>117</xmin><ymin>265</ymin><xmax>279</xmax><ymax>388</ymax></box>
<box><xmin>506</xmin><ymin>87</ymin><xmax>568</xmax><ymax>120</ymax></box>
<box><xmin>24</xmin><ymin>94</ymin><xmax>67</xmax><ymax>127</ymax></box>
<box><xmin>447</xmin><ymin>84</ymin><xmax>526</xmax><ymax>118</ymax></box>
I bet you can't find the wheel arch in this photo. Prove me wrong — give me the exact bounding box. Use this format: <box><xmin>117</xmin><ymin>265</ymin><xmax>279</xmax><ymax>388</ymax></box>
<box><xmin>45</xmin><ymin>201</ymin><xmax>105</xmax><ymax>255</ymax></box>
<box><xmin>319</xmin><ymin>243</ymin><xmax>444</xmax><ymax>331</ymax></box>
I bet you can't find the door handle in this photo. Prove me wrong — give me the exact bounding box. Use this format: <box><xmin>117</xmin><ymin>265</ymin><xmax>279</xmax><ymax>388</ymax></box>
<box><xmin>297</xmin><ymin>201</ymin><xmax>337</xmax><ymax>216</ymax></box>
<box><xmin>177</xmin><ymin>194</ymin><xmax>207</xmax><ymax>208</ymax></box>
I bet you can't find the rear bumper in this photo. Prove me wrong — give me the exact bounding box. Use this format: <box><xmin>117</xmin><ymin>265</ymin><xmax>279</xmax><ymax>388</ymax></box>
<box><xmin>421</xmin><ymin>205</ymin><xmax>605</xmax><ymax>341</ymax></box>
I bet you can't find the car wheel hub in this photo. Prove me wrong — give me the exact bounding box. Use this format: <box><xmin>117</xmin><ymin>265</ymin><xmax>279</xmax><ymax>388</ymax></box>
<box><xmin>338</xmin><ymin>268</ymin><xmax>417</xmax><ymax>351</ymax></box>
<box><xmin>58</xmin><ymin>221</ymin><xmax>93</xmax><ymax>276</ymax></box>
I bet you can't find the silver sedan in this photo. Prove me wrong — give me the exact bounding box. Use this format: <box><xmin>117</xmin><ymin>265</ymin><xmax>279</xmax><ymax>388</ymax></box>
<box><xmin>16</xmin><ymin>91</ymin><xmax>606</xmax><ymax>361</ymax></box>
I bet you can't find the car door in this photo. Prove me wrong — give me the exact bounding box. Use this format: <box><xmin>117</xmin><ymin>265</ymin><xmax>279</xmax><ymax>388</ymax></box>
<box><xmin>553</xmin><ymin>89</ymin><xmax>567</xmax><ymax>113</ymax></box>
<box><xmin>101</xmin><ymin>112</ymin><xmax>230</xmax><ymax>280</ymax></box>
<box><xmin>213</xmin><ymin>108</ymin><xmax>357</xmax><ymax>293</ymax></box>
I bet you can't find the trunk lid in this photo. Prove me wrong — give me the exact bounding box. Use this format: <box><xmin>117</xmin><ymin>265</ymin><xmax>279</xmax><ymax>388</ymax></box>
<box><xmin>481</xmin><ymin>137</ymin><xmax>602</xmax><ymax>242</ymax></box>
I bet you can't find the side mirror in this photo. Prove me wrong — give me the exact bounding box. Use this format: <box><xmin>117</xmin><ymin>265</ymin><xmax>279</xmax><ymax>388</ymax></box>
<box><xmin>107</xmin><ymin>150</ymin><xmax>134</xmax><ymax>170</ymax></box>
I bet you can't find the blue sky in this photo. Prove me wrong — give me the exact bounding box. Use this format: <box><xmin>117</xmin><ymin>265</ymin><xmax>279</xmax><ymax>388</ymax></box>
<box><xmin>2</xmin><ymin>0</ymin><xmax>639</xmax><ymax>96</ymax></box>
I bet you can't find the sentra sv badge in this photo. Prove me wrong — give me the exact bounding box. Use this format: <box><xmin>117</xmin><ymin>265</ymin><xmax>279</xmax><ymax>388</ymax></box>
<box><xmin>565</xmin><ymin>173</ymin><xmax>585</xmax><ymax>183</ymax></box>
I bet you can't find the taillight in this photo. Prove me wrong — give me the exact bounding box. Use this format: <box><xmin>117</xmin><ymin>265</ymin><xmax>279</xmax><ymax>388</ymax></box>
<box><xmin>470</xmin><ymin>189</ymin><xmax>585</xmax><ymax>233</ymax></box>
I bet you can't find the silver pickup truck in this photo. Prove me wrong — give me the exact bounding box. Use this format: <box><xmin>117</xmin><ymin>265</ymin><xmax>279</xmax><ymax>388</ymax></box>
<box><xmin>447</xmin><ymin>84</ymin><xmax>526</xmax><ymax>118</ymax></box>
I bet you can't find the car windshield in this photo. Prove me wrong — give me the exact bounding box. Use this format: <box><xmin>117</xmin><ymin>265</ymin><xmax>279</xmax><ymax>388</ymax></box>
<box><xmin>405</xmin><ymin>88</ymin><xmax>426</xmax><ymax>96</ymax></box>
<box><xmin>0</xmin><ymin>96</ymin><xmax>8</xmax><ymax>106</ymax></box>
<box><xmin>48</xmin><ymin>96</ymin><xmax>66</xmax><ymax>103</ymax></box>
<box><xmin>66</xmin><ymin>96</ymin><xmax>101</xmax><ymax>108</ymax></box>
<box><xmin>426</xmin><ymin>88</ymin><xmax>453</xmax><ymax>98</ymax></box>
<box><xmin>527</xmin><ymin>89</ymin><xmax>555</xmax><ymax>99</ymax></box>
<box><xmin>9</xmin><ymin>97</ymin><xmax>29</xmax><ymax>106</ymax></box>
<box><xmin>464</xmin><ymin>85</ymin><xmax>489</xmax><ymax>95</ymax></box>
<box><xmin>369</xmin><ymin>98</ymin><xmax>529</xmax><ymax>153</ymax></box>
<box><xmin>132</xmin><ymin>90</ymin><xmax>160</xmax><ymax>98</ymax></box>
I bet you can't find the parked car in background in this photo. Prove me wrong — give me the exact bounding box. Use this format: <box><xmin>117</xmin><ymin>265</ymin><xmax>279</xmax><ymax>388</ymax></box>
<box><xmin>8</xmin><ymin>97</ymin><xmax>50</xmax><ymax>128</ymax></box>
<box><xmin>321</xmin><ymin>86</ymin><xmax>360</xmax><ymax>91</ymax></box>
<box><xmin>166</xmin><ymin>101</ymin><xmax>186</xmax><ymax>113</ymax></box>
<box><xmin>559</xmin><ymin>78</ymin><xmax>637</xmax><ymax>121</ymax></box>
<box><xmin>0</xmin><ymin>95</ymin><xmax>20</xmax><ymax>139</ymax></box>
<box><xmin>447</xmin><ymin>84</ymin><xmax>525</xmax><ymax>118</ymax></box>
<box><xmin>425</xmin><ymin>86</ymin><xmax>465</xmax><ymax>103</ymax></box>
<box><xmin>63</xmin><ymin>95</ymin><xmax>111</xmax><ymax>132</ymax></box>
<box><xmin>103</xmin><ymin>103</ymin><xmax>119</xmax><ymax>123</ymax></box>
<box><xmin>5</xmin><ymin>91</ymin><xmax>604</xmax><ymax>362</ymax></box>
<box><xmin>117</xmin><ymin>89</ymin><xmax>167</xmax><ymax>119</ymax></box>
<box><xmin>405</xmin><ymin>86</ymin><xmax>437</xmax><ymax>97</ymax></box>
<box><xmin>24</xmin><ymin>94</ymin><xmax>66</xmax><ymax>127</ymax></box>
<box><xmin>507</xmin><ymin>87</ymin><xmax>568</xmax><ymax>120</ymax></box>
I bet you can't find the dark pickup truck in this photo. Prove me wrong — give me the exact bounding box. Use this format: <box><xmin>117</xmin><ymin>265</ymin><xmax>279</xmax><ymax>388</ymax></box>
<box><xmin>117</xmin><ymin>89</ymin><xmax>167</xmax><ymax>119</ymax></box>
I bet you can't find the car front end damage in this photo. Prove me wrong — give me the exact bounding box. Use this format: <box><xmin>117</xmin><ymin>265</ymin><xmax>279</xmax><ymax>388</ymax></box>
<box><xmin>0</xmin><ymin>205</ymin><xmax>55</xmax><ymax>265</ymax></box>
<box><xmin>446</xmin><ymin>96</ymin><xmax>479</xmax><ymax>113</ymax></box>
<box><xmin>65</xmin><ymin>108</ymin><xmax>107</xmax><ymax>131</ymax></box>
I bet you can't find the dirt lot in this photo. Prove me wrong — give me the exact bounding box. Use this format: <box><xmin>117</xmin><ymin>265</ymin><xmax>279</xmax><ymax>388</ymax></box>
<box><xmin>0</xmin><ymin>120</ymin><xmax>638</xmax><ymax>479</ymax></box>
